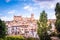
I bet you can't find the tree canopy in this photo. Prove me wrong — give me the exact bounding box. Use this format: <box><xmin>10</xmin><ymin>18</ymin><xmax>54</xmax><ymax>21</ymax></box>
<box><xmin>55</xmin><ymin>2</ymin><xmax>60</xmax><ymax>32</ymax></box>
<box><xmin>37</xmin><ymin>10</ymin><xmax>51</xmax><ymax>40</ymax></box>
<box><xmin>0</xmin><ymin>19</ymin><xmax>6</xmax><ymax>38</ymax></box>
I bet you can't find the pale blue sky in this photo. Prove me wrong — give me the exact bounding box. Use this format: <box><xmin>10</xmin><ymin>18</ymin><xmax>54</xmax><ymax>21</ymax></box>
<box><xmin>0</xmin><ymin>0</ymin><xmax>60</xmax><ymax>21</ymax></box>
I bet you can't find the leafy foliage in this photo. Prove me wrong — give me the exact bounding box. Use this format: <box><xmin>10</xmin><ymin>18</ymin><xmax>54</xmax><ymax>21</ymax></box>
<box><xmin>55</xmin><ymin>2</ymin><xmax>60</xmax><ymax>32</ymax></box>
<box><xmin>0</xmin><ymin>19</ymin><xmax>6</xmax><ymax>38</ymax></box>
<box><xmin>0</xmin><ymin>36</ymin><xmax>39</xmax><ymax>40</ymax></box>
<box><xmin>37</xmin><ymin>10</ymin><xmax>51</xmax><ymax>40</ymax></box>
<box><xmin>5</xmin><ymin>36</ymin><xmax>25</xmax><ymax>40</ymax></box>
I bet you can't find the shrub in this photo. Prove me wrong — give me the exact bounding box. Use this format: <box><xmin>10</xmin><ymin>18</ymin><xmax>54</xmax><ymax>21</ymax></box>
<box><xmin>0</xmin><ymin>35</ymin><xmax>39</xmax><ymax>40</ymax></box>
<box><xmin>0</xmin><ymin>38</ymin><xmax>4</xmax><ymax>40</ymax></box>
<box><xmin>57</xmin><ymin>33</ymin><xmax>60</xmax><ymax>38</ymax></box>
<box><xmin>5</xmin><ymin>35</ymin><xmax>25</xmax><ymax>40</ymax></box>
<box><xmin>25</xmin><ymin>37</ymin><xmax>39</xmax><ymax>40</ymax></box>
<box><xmin>26</xmin><ymin>37</ymin><xmax>34</xmax><ymax>40</ymax></box>
<box><xmin>50</xmin><ymin>32</ymin><xmax>57</xmax><ymax>37</ymax></box>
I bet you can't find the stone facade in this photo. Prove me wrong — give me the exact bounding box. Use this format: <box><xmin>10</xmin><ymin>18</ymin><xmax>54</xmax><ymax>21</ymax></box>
<box><xmin>6</xmin><ymin>14</ymin><xmax>38</xmax><ymax>37</ymax></box>
<box><xmin>6</xmin><ymin>13</ymin><xmax>56</xmax><ymax>38</ymax></box>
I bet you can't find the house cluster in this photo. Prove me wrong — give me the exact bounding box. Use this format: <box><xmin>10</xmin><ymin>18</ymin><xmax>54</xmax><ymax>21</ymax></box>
<box><xmin>6</xmin><ymin>14</ymin><xmax>38</xmax><ymax>37</ymax></box>
<box><xmin>6</xmin><ymin>13</ymin><xmax>56</xmax><ymax>38</ymax></box>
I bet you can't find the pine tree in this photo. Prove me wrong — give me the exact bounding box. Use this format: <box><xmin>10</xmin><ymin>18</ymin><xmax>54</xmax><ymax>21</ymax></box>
<box><xmin>37</xmin><ymin>10</ymin><xmax>51</xmax><ymax>40</ymax></box>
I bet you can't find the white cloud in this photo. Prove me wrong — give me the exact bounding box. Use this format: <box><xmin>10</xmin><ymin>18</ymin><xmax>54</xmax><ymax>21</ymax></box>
<box><xmin>32</xmin><ymin>0</ymin><xmax>60</xmax><ymax>19</ymax></box>
<box><xmin>0</xmin><ymin>16</ymin><xmax>13</xmax><ymax>21</ymax></box>
<box><xmin>0</xmin><ymin>10</ymin><xmax>18</xmax><ymax>21</ymax></box>
<box><xmin>24</xmin><ymin>5</ymin><xmax>37</xmax><ymax>12</ymax></box>
<box><xmin>35</xmin><ymin>2</ymin><xmax>55</xmax><ymax>9</ymax></box>
<box><xmin>33</xmin><ymin>0</ymin><xmax>60</xmax><ymax>9</ymax></box>
<box><xmin>47</xmin><ymin>12</ymin><xmax>56</xmax><ymax>19</ymax></box>
<box><xmin>8</xmin><ymin>10</ymin><xmax>16</xmax><ymax>14</ymax></box>
<box><xmin>48</xmin><ymin>15</ymin><xmax>56</xmax><ymax>19</ymax></box>
<box><xmin>24</xmin><ymin>5</ymin><xmax>33</xmax><ymax>12</ymax></box>
<box><xmin>5</xmin><ymin>0</ymin><xmax>11</xmax><ymax>3</ymax></box>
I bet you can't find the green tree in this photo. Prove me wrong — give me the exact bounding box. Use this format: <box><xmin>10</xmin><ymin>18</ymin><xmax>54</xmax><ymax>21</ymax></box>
<box><xmin>55</xmin><ymin>3</ymin><xmax>60</xmax><ymax>32</ymax></box>
<box><xmin>55</xmin><ymin>2</ymin><xmax>60</xmax><ymax>38</ymax></box>
<box><xmin>37</xmin><ymin>11</ymin><xmax>51</xmax><ymax>40</ymax></box>
<box><xmin>48</xmin><ymin>23</ymin><xmax>52</xmax><ymax>30</ymax></box>
<box><xmin>0</xmin><ymin>19</ymin><xmax>6</xmax><ymax>38</ymax></box>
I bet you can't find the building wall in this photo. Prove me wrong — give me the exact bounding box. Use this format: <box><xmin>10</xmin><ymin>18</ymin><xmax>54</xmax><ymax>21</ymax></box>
<box><xmin>6</xmin><ymin>14</ymin><xmax>38</xmax><ymax>37</ymax></box>
<box><xmin>6</xmin><ymin>14</ymin><xmax>56</xmax><ymax>37</ymax></box>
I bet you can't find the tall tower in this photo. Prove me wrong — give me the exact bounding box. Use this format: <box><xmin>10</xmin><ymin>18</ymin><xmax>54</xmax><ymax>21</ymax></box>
<box><xmin>31</xmin><ymin>13</ymin><xmax>34</xmax><ymax>18</ymax></box>
<box><xmin>31</xmin><ymin>13</ymin><xmax>34</xmax><ymax>21</ymax></box>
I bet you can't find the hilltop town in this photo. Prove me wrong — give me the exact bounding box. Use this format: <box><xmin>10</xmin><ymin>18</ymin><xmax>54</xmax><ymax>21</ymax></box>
<box><xmin>6</xmin><ymin>14</ymin><xmax>56</xmax><ymax>38</ymax></box>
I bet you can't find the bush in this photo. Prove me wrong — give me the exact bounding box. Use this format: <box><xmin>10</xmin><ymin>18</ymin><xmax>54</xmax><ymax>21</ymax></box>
<box><xmin>5</xmin><ymin>35</ymin><xmax>25</xmax><ymax>40</ymax></box>
<box><xmin>50</xmin><ymin>32</ymin><xmax>57</xmax><ymax>37</ymax></box>
<box><xmin>0</xmin><ymin>35</ymin><xmax>39</xmax><ymax>40</ymax></box>
<box><xmin>25</xmin><ymin>37</ymin><xmax>39</xmax><ymax>40</ymax></box>
<box><xmin>57</xmin><ymin>33</ymin><xmax>60</xmax><ymax>38</ymax></box>
<box><xmin>0</xmin><ymin>38</ymin><xmax>4</xmax><ymax>40</ymax></box>
<box><xmin>26</xmin><ymin>37</ymin><xmax>34</xmax><ymax>40</ymax></box>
